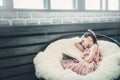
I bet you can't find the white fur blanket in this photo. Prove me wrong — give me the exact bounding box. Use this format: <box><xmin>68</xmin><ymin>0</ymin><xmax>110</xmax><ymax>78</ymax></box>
<box><xmin>33</xmin><ymin>37</ymin><xmax>120</xmax><ymax>80</ymax></box>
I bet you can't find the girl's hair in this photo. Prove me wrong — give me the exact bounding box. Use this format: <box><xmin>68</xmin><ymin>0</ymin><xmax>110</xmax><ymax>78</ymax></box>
<box><xmin>83</xmin><ymin>29</ymin><xmax>97</xmax><ymax>44</ymax></box>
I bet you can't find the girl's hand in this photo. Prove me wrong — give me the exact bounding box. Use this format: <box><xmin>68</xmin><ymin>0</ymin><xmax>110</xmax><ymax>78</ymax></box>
<box><xmin>81</xmin><ymin>54</ymin><xmax>84</xmax><ymax>59</ymax></box>
<box><xmin>84</xmin><ymin>58</ymin><xmax>91</xmax><ymax>63</ymax></box>
<box><xmin>84</xmin><ymin>44</ymin><xmax>98</xmax><ymax>63</ymax></box>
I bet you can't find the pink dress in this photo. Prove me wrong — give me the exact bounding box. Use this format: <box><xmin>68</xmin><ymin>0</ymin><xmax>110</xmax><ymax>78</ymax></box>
<box><xmin>61</xmin><ymin>47</ymin><xmax>100</xmax><ymax>75</ymax></box>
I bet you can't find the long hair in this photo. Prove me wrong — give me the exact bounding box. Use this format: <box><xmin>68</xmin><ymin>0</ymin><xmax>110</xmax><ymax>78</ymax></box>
<box><xmin>83</xmin><ymin>29</ymin><xmax>97</xmax><ymax>44</ymax></box>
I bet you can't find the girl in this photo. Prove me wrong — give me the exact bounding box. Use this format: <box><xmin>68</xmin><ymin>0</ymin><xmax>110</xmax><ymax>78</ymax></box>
<box><xmin>61</xmin><ymin>29</ymin><xmax>100</xmax><ymax>75</ymax></box>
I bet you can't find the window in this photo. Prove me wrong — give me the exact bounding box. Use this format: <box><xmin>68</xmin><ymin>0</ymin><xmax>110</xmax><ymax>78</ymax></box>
<box><xmin>0</xmin><ymin>0</ymin><xmax>120</xmax><ymax>11</ymax></box>
<box><xmin>85</xmin><ymin>0</ymin><xmax>100</xmax><ymax>10</ymax></box>
<box><xmin>0</xmin><ymin>0</ymin><xmax>5</xmax><ymax>8</ymax></box>
<box><xmin>50</xmin><ymin>0</ymin><xmax>78</xmax><ymax>10</ymax></box>
<box><xmin>13</xmin><ymin>0</ymin><xmax>47</xmax><ymax>9</ymax></box>
<box><xmin>0</xmin><ymin>0</ymin><xmax>3</xmax><ymax>6</ymax></box>
<box><xmin>108</xmin><ymin>0</ymin><xmax>119</xmax><ymax>10</ymax></box>
<box><xmin>85</xmin><ymin>0</ymin><xmax>120</xmax><ymax>11</ymax></box>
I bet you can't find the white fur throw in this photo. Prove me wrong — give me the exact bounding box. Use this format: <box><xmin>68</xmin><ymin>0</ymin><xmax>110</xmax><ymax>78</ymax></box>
<box><xmin>33</xmin><ymin>37</ymin><xmax>120</xmax><ymax>80</ymax></box>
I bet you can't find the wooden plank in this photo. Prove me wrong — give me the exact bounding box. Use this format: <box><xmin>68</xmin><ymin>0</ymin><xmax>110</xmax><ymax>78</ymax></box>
<box><xmin>0</xmin><ymin>44</ymin><xmax>46</xmax><ymax>59</ymax></box>
<box><xmin>117</xmin><ymin>28</ymin><xmax>120</xmax><ymax>41</ymax></box>
<box><xmin>0</xmin><ymin>64</ymin><xmax>34</xmax><ymax>79</ymax></box>
<box><xmin>95</xmin><ymin>29</ymin><xmax>118</xmax><ymax>36</ymax></box>
<box><xmin>0</xmin><ymin>32</ymin><xmax>82</xmax><ymax>48</ymax></box>
<box><xmin>0</xmin><ymin>22</ymin><xmax>119</xmax><ymax>37</ymax></box>
<box><xmin>2</xmin><ymin>72</ymin><xmax>38</xmax><ymax>80</ymax></box>
<box><xmin>0</xmin><ymin>35</ymin><xmax>55</xmax><ymax>48</ymax></box>
<box><xmin>0</xmin><ymin>29</ymin><xmax>118</xmax><ymax>48</ymax></box>
<box><xmin>97</xmin><ymin>36</ymin><xmax>118</xmax><ymax>41</ymax></box>
<box><xmin>0</xmin><ymin>54</ymin><xmax>35</xmax><ymax>68</ymax></box>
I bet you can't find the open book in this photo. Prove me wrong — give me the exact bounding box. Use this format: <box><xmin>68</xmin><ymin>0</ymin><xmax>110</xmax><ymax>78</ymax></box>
<box><xmin>62</xmin><ymin>53</ymin><xmax>75</xmax><ymax>59</ymax></box>
<box><xmin>62</xmin><ymin>49</ymin><xmax>82</xmax><ymax>60</ymax></box>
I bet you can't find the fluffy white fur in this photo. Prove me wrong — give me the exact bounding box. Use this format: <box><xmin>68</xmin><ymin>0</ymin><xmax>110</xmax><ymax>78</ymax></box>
<box><xmin>33</xmin><ymin>37</ymin><xmax>120</xmax><ymax>80</ymax></box>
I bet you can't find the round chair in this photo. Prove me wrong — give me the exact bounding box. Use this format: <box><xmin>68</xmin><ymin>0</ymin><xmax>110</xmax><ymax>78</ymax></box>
<box><xmin>34</xmin><ymin>33</ymin><xmax>120</xmax><ymax>80</ymax></box>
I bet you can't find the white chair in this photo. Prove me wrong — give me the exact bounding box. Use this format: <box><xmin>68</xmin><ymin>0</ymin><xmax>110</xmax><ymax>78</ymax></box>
<box><xmin>34</xmin><ymin>34</ymin><xmax>120</xmax><ymax>80</ymax></box>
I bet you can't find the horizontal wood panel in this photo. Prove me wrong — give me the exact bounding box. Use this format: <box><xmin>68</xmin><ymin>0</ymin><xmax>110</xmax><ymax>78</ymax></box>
<box><xmin>97</xmin><ymin>36</ymin><xmax>118</xmax><ymax>42</ymax></box>
<box><xmin>0</xmin><ymin>35</ymin><xmax>55</xmax><ymax>48</ymax></box>
<box><xmin>0</xmin><ymin>44</ymin><xmax>45</xmax><ymax>59</ymax></box>
<box><xmin>0</xmin><ymin>54</ymin><xmax>35</xmax><ymax>68</ymax></box>
<box><xmin>0</xmin><ymin>32</ymin><xmax>83</xmax><ymax>48</ymax></box>
<box><xmin>0</xmin><ymin>22</ymin><xmax>119</xmax><ymax>37</ymax></box>
<box><xmin>0</xmin><ymin>64</ymin><xmax>34</xmax><ymax>79</ymax></box>
<box><xmin>2</xmin><ymin>72</ymin><xmax>38</xmax><ymax>80</ymax></box>
<box><xmin>0</xmin><ymin>29</ymin><xmax>118</xmax><ymax>48</ymax></box>
<box><xmin>118</xmin><ymin>29</ymin><xmax>120</xmax><ymax>41</ymax></box>
<box><xmin>94</xmin><ymin>29</ymin><xmax>118</xmax><ymax>35</ymax></box>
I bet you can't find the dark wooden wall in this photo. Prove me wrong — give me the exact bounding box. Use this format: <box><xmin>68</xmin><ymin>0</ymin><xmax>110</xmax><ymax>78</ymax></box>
<box><xmin>0</xmin><ymin>22</ymin><xmax>120</xmax><ymax>80</ymax></box>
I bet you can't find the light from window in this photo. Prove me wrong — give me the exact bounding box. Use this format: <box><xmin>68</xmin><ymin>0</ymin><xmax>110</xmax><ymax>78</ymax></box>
<box><xmin>108</xmin><ymin>0</ymin><xmax>119</xmax><ymax>10</ymax></box>
<box><xmin>50</xmin><ymin>0</ymin><xmax>77</xmax><ymax>9</ymax></box>
<box><xmin>0</xmin><ymin>0</ymin><xmax>3</xmax><ymax>6</ymax></box>
<box><xmin>13</xmin><ymin>0</ymin><xmax>46</xmax><ymax>9</ymax></box>
<box><xmin>85</xmin><ymin>0</ymin><xmax>100</xmax><ymax>10</ymax></box>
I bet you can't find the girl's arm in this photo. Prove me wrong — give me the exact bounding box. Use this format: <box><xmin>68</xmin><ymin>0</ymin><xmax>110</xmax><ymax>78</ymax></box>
<box><xmin>74</xmin><ymin>41</ymin><xmax>85</xmax><ymax>52</ymax></box>
<box><xmin>62</xmin><ymin>38</ymin><xmax>84</xmax><ymax>60</ymax></box>
<box><xmin>84</xmin><ymin>44</ymin><xmax>98</xmax><ymax>63</ymax></box>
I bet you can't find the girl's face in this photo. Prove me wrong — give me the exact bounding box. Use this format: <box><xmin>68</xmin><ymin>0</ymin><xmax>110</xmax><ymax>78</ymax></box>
<box><xmin>81</xmin><ymin>36</ymin><xmax>94</xmax><ymax>48</ymax></box>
